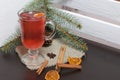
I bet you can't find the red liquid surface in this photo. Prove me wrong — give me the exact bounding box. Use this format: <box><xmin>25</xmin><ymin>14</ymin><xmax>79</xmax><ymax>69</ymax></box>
<box><xmin>20</xmin><ymin>11</ymin><xmax>46</xmax><ymax>50</ymax></box>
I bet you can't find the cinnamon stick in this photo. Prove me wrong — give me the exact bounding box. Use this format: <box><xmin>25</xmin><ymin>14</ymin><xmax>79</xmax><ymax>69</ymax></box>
<box><xmin>57</xmin><ymin>63</ymin><xmax>81</xmax><ymax>69</ymax></box>
<box><xmin>57</xmin><ymin>45</ymin><xmax>66</xmax><ymax>63</ymax></box>
<box><xmin>56</xmin><ymin>45</ymin><xmax>66</xmax><ymax>71</ymax></box>
<box><xmin>36</xmin><ymin>60</ymin><xmax>48</xmax><ymax>75</ymax></box>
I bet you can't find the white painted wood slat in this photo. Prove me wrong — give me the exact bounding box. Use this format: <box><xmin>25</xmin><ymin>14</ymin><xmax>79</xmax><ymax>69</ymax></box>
<box><xmin>53</xmin><ymin>0</ymin><xmax>120</xmax><ymax>50</ymax></box>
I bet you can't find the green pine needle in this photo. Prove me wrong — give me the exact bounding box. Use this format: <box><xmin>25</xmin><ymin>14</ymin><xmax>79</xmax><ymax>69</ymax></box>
<box><xmin>0</xmin><ymin>30</ymin><xmax>21</xmax><ymax>53</ymax></box>
<box><xmin>48</xmin><ymin>7</ymin><xmax>82</xmax><ymax>29</ymax></box>
<box><xmin>56</xmin><ymin>26</ymin><xmax>88</xmax><ymax>52</ymax></box>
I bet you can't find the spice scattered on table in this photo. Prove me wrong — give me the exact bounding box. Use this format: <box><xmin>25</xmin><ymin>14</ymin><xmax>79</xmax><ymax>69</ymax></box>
<box><xmin>47</xmin><ymin>52</ymin><xmax>56</xmax><ymax>59</ymax></box>
<box><xmin>35</xmin><ymin>45</ymin><xmax>83</xmax><ymax>80</ymax></box>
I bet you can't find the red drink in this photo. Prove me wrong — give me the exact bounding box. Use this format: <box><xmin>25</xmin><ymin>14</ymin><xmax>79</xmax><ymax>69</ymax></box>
<box><xmin>20</xmin><ymin>11</ymin><xmax>46</xmax><ymax>50</ymax></box>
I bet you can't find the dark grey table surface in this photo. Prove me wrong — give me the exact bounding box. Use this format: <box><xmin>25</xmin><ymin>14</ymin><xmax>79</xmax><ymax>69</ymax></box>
<box><xmin>0</xmin><ymin>41</ymin><xmax>120</xmax><ymax>80</ymax></box>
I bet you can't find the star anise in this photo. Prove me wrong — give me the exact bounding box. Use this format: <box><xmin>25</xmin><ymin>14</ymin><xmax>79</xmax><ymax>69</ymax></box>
<box><xmin>47</xmin><ymin>52</ymin><xmax>56</xmax><ymax>59</ymax></box>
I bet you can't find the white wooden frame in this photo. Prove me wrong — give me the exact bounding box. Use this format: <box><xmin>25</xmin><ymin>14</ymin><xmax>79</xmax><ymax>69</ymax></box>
<box><xmin>53</xmin><ymin>0</ymin><xmax>120</xmax><ymax>50</ymax></box>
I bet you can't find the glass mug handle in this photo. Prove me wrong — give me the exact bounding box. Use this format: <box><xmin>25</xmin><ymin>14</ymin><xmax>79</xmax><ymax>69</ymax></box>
<box><xmin>45</xmin><ymin>19</ymin><xmax>56</xmax><ymax>40</ymax></box>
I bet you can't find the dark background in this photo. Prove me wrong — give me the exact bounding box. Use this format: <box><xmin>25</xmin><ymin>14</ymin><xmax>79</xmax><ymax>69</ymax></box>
<box><xmin>0</xmin><ymin>40</ymin><xmax>120</xmax><ymax>80</ymax></box>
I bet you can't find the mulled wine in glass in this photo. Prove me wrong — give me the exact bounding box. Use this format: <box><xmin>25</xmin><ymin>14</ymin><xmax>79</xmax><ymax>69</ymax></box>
<box><xmin>18</xmin><ymin>9</ymin><xmax>56</xmax><ymax>68</ymax></box>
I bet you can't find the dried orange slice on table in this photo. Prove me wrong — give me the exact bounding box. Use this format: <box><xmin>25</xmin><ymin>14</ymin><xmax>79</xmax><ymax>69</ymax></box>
<box><xmin>68</xmin><ymin>56</ymin><xmax>82</xmax><ymax>65</ymax></box>
<box><xmin>45</xmin><ymin>70</ymin><xmax>60</xmax><ymax>80</ymax></box>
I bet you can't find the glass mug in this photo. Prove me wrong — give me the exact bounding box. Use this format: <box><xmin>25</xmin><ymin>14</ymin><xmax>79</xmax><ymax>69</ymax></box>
<box><xmin>18</xmin><ymin>9</ymin><xmax>56</xmax><ymax>67</ymax></box>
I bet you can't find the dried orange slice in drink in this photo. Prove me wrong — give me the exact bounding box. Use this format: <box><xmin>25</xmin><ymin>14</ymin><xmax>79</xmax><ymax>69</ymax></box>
<box><xmin>68</xmin><ymin>56</ymin><xmax>82</xmax><ymax>65</ymax></box>
<box><xmin>45</xmin><ymin>70</ymin><xmax>60</xmax><ymax>80</ymax></box>
<box><xmin>33</xmin><ymin>13</ymin><xmax>44</xmax><ymax>18</ymax></box>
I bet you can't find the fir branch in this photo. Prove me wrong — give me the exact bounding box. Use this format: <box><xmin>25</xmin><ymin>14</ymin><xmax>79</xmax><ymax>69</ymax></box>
<box><xmin>25</xmin><ymin>0</ymin><xmax>53</xmax><ymax>12</ymax></box>
<box><xmin>48</xmin><ymin>7</ymin><xmax>82</xmax><ymax>29</ymax></box>
<box><xmin>25</xmin><ymin>0</ymin><xmax>44</xmax><ymax>12</ymax></box>
<box><xmin>0</xmin><ymin>31</ymin><xmax>21</xmax><ymax>53</ymax></box>
<box><xmin>43</xmin><ymin>0</ymin><xmax>47</xmax><ymax>14</ymax></box>
<box><xmin>56</xmin><ymin>25</ymin><xmax>88</xmax><ymax>52</ymax></box>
